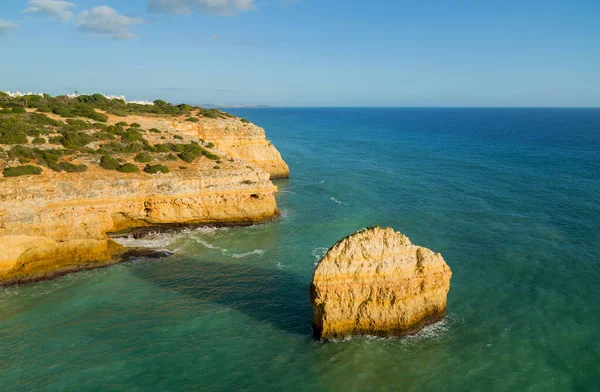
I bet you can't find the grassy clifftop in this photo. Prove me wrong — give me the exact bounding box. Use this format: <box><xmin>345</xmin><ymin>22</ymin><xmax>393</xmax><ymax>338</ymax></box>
<box><xmin>0</xmin><ymin>93</ymin><xmax>236</xmax><ymax>178</ymax></box>
<box><xmin>0</xmin><ymin>91</ymin><xmax>236</xmax><ymax>119</ymax></box>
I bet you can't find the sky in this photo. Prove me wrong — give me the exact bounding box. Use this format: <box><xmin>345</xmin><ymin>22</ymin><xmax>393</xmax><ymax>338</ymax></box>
<box><xmin>0</xmin><ymin>0</ymin><xmax>599</xmax><ymax>107</ymax></box>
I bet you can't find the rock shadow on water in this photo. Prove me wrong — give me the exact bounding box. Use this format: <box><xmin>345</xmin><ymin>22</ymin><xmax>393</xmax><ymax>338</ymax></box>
<box><xmin>133</xmin><ymin>257</ymin><xmax>313</xmax><ymax>336</ymax></box>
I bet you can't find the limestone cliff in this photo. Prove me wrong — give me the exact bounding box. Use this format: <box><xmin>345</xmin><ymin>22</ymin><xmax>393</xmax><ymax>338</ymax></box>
<box><xmin>108</xmin><ymin>115</ymin><xmax>290</xmax><ymax>179</ymax></box>
<box><xmin>176</xmin><ymin>119</ymin><xmax>289</xmax><ymax>179</ymax></box>
<box><xmin>310</xmin><ymin>227</ymin><xmax>452</xmax><ymax>340</ymax></box>
<box><xmin>0</xmin><ymin>164</ymin><xmax>278</xmax><ymax>285</ymax></box>
<box><xmin>0</xmin><ymin>110</ymin><xmax>287</xmax><ymax>286</ymax></box>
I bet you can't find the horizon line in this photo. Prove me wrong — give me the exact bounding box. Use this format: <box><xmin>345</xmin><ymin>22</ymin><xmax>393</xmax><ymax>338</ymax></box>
<box><xmin>224</xmin><ymin>106</ymin><xmax>600</xmax><ymax>109</ymax></box>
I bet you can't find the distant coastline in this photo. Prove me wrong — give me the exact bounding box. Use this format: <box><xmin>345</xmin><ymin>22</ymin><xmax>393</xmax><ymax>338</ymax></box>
<box><xmin>194</xmin><ymin>104</ymin><xmax>272</xmax><ymax>109</ymax></box>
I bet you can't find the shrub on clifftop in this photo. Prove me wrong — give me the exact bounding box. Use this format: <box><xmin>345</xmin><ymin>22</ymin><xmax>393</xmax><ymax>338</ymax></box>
<box><xmin>99</xmin><ymin>155</ymin><xmax>120</xmax><ymax>170</ymax></box>
<box><xmin>3</xmin><ymin>165</ymin><xmax>43</xmax><ymax>177</ymax></box>
<box><xmin>117</xmin><ymin>163</ymin><xmax>139</xmax><ymax>173</ymax></box>
<box><xmin>49</xmin><ymin>161</ymin><xmax>88</xmax><ymax>173</ymax></box>
<box><xmin>134</xmin><ymin>152</ymin><xmax>152</xmax><ymax>163</ymax></box>
<box><xmin>143</xmin><ymin>164</ymin><xmax>170</xmax><ymax>174</ymax></box>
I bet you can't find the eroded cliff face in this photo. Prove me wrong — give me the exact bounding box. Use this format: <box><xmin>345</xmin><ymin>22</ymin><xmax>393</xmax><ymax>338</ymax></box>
<box><xmin>106</xmin><ymin>115</ymin><xmax>290</xmax><ymax>179</ymax></box>
<box><xmin>310</xmin><ymin>227</ymin><xmax>452</xmax><ymax>340</ymax></box>
<box><xmin>172</xmin><ymin>118</ymin><xmax>290</xmax><ymax>179</ymax></box>
<box><xmin>0</xmin><ymin>165</ymin><xmax>278</xmax><ymax>285</ymax></box>
<box><xmin>0</xmin><ymin>111</ymin><xmax>286</xmax><ymax>286</ymax></box>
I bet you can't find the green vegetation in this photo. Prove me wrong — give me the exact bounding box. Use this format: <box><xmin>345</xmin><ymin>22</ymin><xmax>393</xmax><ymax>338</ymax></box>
<box><xmin>186</xmin><ymin>117</ymin><xmax>199</xmax><ymax>123</ymax></box>
<box><xmin>134</xmin><ymin>152</ymin><xmax>153</xmax><ymax>163</ymax></box>
<box><xmin>144</xmin><ymin>164</ymin><xmax>170</xmax><ymax>174</ymax></box>
<box><xmin>240</xmin><ymin>118</ymin><xmax>250</xmax><ymax>124</ymax></box>
<box><xmin>49</xmin><ymin>161</ymin><xmax>88</xmax><ymax>173</ymax></box>
<box><xmin>99</xmin><ymin>155</ymin><xmax>120</xmax><ymax>170</ymax></box>
<box><xmin>7</xmin><ymin>146</ymin><xmax>66</xmax><ymax>168</ymax></box>
<box><xmin>117</xmin><ymin>163</ymin><xmax>139</xmax><ymax>173</ymax></box>
<box><xmin>0</xmin><ymin>93</ymin><xmax>227</xmax><ymax>177</ymax></box>
<box><xmin>3</xmin><ymin>165</ymin><xmax>43</xmax><ymax>177</ymax></box>
<box><xmin>177</xmin><ymin>142</ymin><xmax>219</xmax><ymax>163</ymax></box>
<box><xmin>197</xmin><ymin>108</ymin><xmax>222</xmax><ymax>118</ymax></box>
<box><xmin>0</xmin><ymin>92</ymin><xmax>235</xmax><ymax>119</ymax></box>
<box><xmin>122</xmin><ymin>129</ymin><xmax>144</xmax><ymax>143</ymax></box>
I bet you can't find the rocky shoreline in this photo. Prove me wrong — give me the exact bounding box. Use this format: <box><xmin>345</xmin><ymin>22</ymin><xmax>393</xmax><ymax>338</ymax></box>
<box><xmin>0</xmin><ymin>107</ymin><xmax>289</xmax><ymax>286</ymax></box>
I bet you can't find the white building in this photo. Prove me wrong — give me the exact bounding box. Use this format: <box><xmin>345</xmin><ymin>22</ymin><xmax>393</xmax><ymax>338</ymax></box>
<box><xmin>4</xmin><ymin>91</ymin><xmax>45</xmax><ymax>98</ymax></box>
<box><xmin>128</xmin><ymin>100</ymin><xmax>155</xmax><ymax>106</ymax></box>
<box><xmin>5</xmin><ymin>90</ymin><xmax>154</xmax><ymax>105</ymax></box>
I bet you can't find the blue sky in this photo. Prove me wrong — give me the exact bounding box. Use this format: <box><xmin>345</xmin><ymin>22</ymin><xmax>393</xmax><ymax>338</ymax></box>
<box><xmin>0</xmin><ymin>0</ymin><xmax>599</xmax><ymax>106</ymax></box>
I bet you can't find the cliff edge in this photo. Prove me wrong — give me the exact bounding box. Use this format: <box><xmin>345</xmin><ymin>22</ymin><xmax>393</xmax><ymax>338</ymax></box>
<box><xmin>0</xmin><ymin>101</ymin><xmax>287</xmax><ymax>285</ymax></box>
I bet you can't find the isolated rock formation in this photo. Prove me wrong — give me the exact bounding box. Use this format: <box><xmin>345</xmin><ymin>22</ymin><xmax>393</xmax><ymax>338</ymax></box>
<box><xmin>310</xmin><ymin>227</ymin><xmax>452</xmax><ymax>340</ymax></box>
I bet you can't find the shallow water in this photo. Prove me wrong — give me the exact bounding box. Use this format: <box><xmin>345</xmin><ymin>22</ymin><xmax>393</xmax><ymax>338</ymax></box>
<box><xmin>1</xmin><ymin>108</ymin><xmax>599</xmax><ymax>391</ymax></box>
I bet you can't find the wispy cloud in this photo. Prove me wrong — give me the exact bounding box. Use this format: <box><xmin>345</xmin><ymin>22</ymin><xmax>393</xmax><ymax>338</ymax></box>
<box><xmin>76</xmin><ymin>6</ymin><xmax>144</xmax><ymax>40</ymax></box>
<box><xmin>24</xmin><ymin>0</ymin><xmax>75</xmax><ymax>22</ymax></box>
<box><xmin>148</xmin><ymin>0</ymin><xmax>256</xmax><ymax>16</ymax></box>
<box><xmin>0</xmin><ymin>20</ymin><xmax>18</xmax><ymax>34</ymax></box>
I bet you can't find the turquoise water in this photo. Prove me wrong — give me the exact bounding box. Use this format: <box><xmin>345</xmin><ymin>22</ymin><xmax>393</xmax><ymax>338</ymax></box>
<box><xmin>1</xmin><ymin>108</ymin><xmax>599</xmax><ymax>391</ymax></box>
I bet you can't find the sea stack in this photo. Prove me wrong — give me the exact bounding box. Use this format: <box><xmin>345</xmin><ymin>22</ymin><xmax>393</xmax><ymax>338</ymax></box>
<box><xmin>310</xmin><ymin>227</ymin><xmax>452</xmax><ymax>340</ymax></box>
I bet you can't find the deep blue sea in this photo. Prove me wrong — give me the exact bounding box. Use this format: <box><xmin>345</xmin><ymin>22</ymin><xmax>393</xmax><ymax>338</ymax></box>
<box><xmin>1</xmin><ymin>108</ymin><xmax>599</xmax><ymax>391</ymax></box>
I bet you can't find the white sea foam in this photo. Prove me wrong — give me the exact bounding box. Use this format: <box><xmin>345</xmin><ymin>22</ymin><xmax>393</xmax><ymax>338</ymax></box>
<box><xmin>195</xmin><ymin>239</ymin><xmax>228</xmax><ymax>253</ymax></box>
<box><xmin>112</xmin><ymin>226</ymin><xmax>229</xmax><ymax>252</ymax></box>
<box><xmin>113</xmin><ymin>234</ymin><xmax>180</xmax><ymax>249</ymax></box>
<box><xmin>279</xmin><ymin>208</ymin><xmax>291</xmax><ymax>219</ymax></box>
<box><xmin>279</xmin><ymin>190</ymin><xmax>297</xmax><ymax>194</ymax></box>
<box><xmin>231</xmin><ymin>249</ymin><xmax>265</xmax><ymax>259</ymax></box>
<box><xmin>327</xmin><ymin>314</ymin><xmax>453</xmax><ymax>344</ymax></box>
<box><xmin>191</xmin><ymin>226</ymin><xmax>229</xmax><ymax>235</ymax></box>
<box><xmin>331</xmin><ymin>197</ymin><xmax>342</xmax><ymax>204</ymax></box>
<box><xmin>275</xmin><ymin>261</ymin><xmax>289</xmax><ymax>269</ymax></box>
<box><xmin>402</xmin><ymin>317</ymin><xmax>449</xmax><ymax>342</ymax></box>
<box><xmin>312</xmin><ymin>247</ymin><xmax>329</xmax><ymax>261</ymax></box>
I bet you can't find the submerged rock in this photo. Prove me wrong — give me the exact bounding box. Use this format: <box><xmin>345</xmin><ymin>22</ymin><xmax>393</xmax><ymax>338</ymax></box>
<box><xmin>310</xmin><ymin>227</ymin><xmax>452</xmax><ymax>340</ymax></box>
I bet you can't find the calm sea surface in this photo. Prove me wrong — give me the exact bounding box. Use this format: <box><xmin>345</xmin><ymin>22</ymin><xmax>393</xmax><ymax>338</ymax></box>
<box><xmin>1</xmin><ymin>108</ymin><xmax>599</xmax><ymax>391</ymax></box>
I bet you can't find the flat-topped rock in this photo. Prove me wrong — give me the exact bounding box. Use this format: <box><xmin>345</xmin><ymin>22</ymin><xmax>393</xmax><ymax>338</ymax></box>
<box><xmin>310</xmin><ymin>227</ymin><xmax>452</xmax><ymax>340</ymax></box>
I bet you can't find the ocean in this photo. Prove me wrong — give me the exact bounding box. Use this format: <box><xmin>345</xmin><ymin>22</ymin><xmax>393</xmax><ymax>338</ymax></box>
<box><xmin>1</xmin><ymin>108</ymin><xmax>599</xmax><ymax>391</ymax></box>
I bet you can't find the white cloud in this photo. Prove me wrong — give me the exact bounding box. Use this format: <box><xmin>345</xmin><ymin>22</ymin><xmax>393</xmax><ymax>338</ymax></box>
<box><xmin>24</xmin><ymin>0</ymin><xmax>75</xmax><ymax>22</ymax></box>
<box><xmin>148</xmin><ymin>0</ymin><xmax>255</xmax><ymax>16</ymax></box>
<box><xmin>77</xmin><ymin>6</ymin><xmax>144</xmax><ymax>40</ymax></box>
<box><xmin>0</xmin><ymin>20</ymin><xmax>18</xmax><ymax>33</ymax></box>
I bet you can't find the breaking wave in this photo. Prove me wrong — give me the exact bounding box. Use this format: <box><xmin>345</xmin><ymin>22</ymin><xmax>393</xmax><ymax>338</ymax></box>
<box><xmin>231</xmin><ymin>249</ymin><xmax>265</xmax><ymax>259</ymax></box>
<box><xmin>195</xmin><ymin>239</ymin><xmax>228</xmax><ymax>254</ymax></box>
